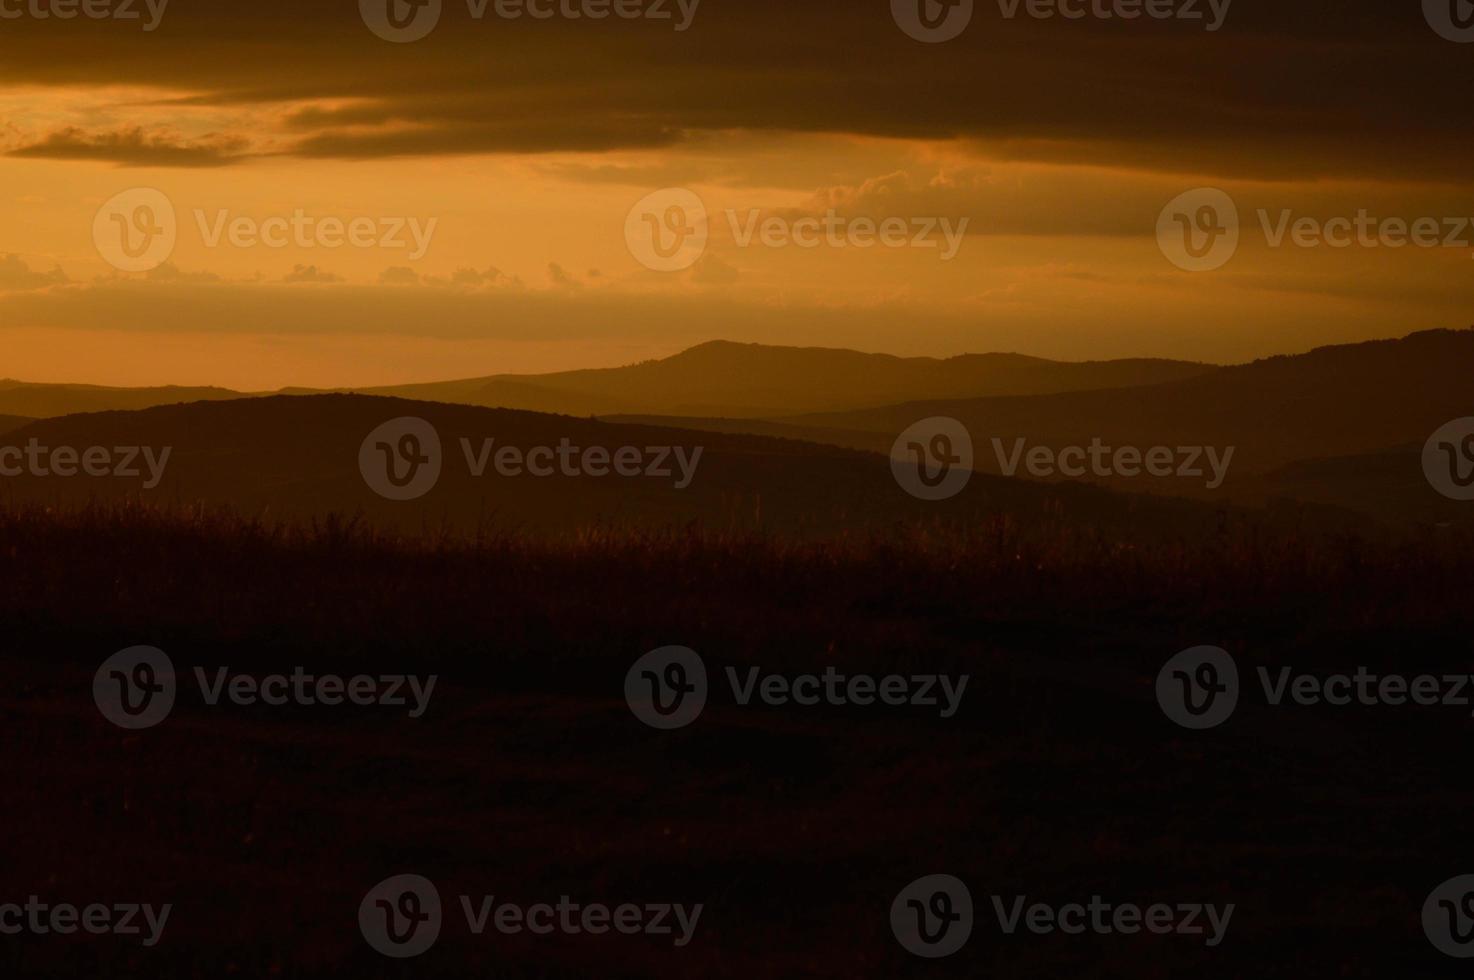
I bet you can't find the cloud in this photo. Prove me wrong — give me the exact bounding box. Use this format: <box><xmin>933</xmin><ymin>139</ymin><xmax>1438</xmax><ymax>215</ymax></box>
<box><xmin>421</xmin><ymin>266</ymin><xmax>524</xmax><ymax>288</ymax></box>
<box><xmin>282</xmin><ymin>264</ymin><xmax>343</xmax><ymax>284</ymax></box>
<box><xmin>451</xmin><ymin>266</ymin><xmax>500</xmax><ymax>287</ymax></box>
<box><xmin>547</xmin><ymin>262</ymin><xmax>580</xmax><ymax>289</ymax></box>
<box><xmin>0</xmin><ymin>255</ymin><xmax>67</xmax><ymax>291</ymax></box>
<box><xmin>144</xmin><ymin>263</ymin><xmax>223</xmax><ymax>284</ymax></box>
<box><xmin>690</xmin><ymin>253</ymin><xmax>739</xmax><ymax>285</ymax></box>
<box><xmin>0</xmin><ymin>0</ymin><xmax>1467</xmax><ymax>179</ymax></box>
<box><xmin>0</xmin><ymin>269</ymin><xmax>1469</xmax><ymax>367</ymax></box>
<box><xmin>378</xmin><ymin>266</ymin><xmax>420</xmax><ymax>285</ymax></box>
<box><xmin>7</xmin><ymin>126</ymin><xmax>252</xmax><ymax>167</ymax></box>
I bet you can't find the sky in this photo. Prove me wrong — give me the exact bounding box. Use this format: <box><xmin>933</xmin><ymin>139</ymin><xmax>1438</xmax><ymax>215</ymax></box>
<box><xmin>0</xmin><ymin>0</ymin><xmax>1471</xmax><ymax>389</ymax></box>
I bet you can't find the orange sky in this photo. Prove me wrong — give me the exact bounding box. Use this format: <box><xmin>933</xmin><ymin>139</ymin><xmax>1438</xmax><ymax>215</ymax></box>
<box><xmin>1</xmin><ymin>2</ymin><xmax>1471</xmax><ymax>388</ymax></box>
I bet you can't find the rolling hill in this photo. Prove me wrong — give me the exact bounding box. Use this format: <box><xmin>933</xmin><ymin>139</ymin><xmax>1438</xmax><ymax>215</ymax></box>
<box><xmin>3</xmin><ymin>329</ymin><xmax>1464</xmax><ymax>527</ymax></box>
<box><xmin>0</xmin><ymin>380</ymin><xmax>247</xmax><ymax>419</ymax></box>
<box><xmin>0</xmin><ymin>341</ymin><xmax>1214</xmax><ymax>421</ymax></box>
<box><xmin>608</xmin><ymin>329</ymin><xmax>1474</xmax><ymax>522</ymax></box>
<box><xmin>360</xmin><ymin>340</ymin><xmax>1215</xmax><ymax>418</ymax></box>
<box><xmin>0</xmin><ymin>394</ymin><xmax>1267</xmax><ymax>538</ymax></box>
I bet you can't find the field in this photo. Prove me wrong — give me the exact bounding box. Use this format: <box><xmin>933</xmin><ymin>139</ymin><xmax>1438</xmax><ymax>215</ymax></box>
<box><xmin>2</xmin><ymin>503</ymin><xmax>1472</xmax><ymax>976</ymax></box>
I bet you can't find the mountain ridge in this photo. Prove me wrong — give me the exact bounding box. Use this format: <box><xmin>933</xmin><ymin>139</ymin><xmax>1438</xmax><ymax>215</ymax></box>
<box><xmin>0</xmin><ymin>339</ymin><xmax>1217</xmax><ymax>420</ymax></box>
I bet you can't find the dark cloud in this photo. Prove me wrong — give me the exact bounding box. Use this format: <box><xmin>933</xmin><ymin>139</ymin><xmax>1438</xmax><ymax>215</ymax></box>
<box><xmin>0</xmin><ymin>254</ymin><xmax>68</xmax><ymax>290</ymax></box>
<box><xmin>143</xmin><ymin>262</ymin><xmax>223</xmax><ymax>283</ymax></box>
<box><xmin>378</xmin><ymin>266</ymin><xmax>421</xmax><ymax>285</ymax></box>
<box><xmin>282</xmin><ymin>264</ymin><xmax>343</xmax><ymax>283</ymax></box>
<box><xmin>0</xmin><ymin>0</ymin><xmax>1468</xmax><ymax>178</ymax></box>
<box><xmin>7</xmin><ymin>126</ymin><xmax>251</xmax><ymax>166</ymax></box>
<box><xmin>690</xmin><ymin>252</ymin><xmax>738</xmax><ymax>285</ymax></box>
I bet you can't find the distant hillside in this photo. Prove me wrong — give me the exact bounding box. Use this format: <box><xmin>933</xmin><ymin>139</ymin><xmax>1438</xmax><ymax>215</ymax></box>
<box><xmin>0</xmin><ymin>341</ymin><xmax>1214</xmax><ymax>421</ymax></box>
<box><xmin>611</xmin><ymin>329</ymin><xmax>1474</xmax><ymax>524</ymax></box>
<box><xmin>1232</xmin><ymin>445</ymin><xmax>1447</xmax><ymax>524</ymax></box>
<box><xmin>361</xmin><ymin>340</ymin><xmax>1215</xmax><ymax>417</ymax></box>
<box><xmin>0</xmin><ymin>380</ymin><xmax>248</xmax><ymax>418</ymax></box>
<box><xmin>0</xmin><ymin>414</ymin><xmax>31</xmax><ymax>435</ymax></box>
<box><xmin>0</xmin><ymin>394</ymin><xmax>1262</xmax><ymax>538</ymax></box>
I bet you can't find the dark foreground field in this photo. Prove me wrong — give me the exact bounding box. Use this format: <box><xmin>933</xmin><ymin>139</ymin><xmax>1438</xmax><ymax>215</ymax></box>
<box><xmin>2</xmin><ymin>504</ymin><xmax>1473</xmax><ymax>977</ymax></box>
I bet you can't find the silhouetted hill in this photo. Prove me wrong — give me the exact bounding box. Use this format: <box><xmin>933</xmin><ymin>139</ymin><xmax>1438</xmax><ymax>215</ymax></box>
<box><xmin>0</xmin><ymin>379</ymin><xmax>247</xmax><ymax>418</ymax></box>
<box><xmin>1241</xmin><ymin>445</ymin><xmax>1459</xmax><ymax>525</ymax></box>
<box><xmin>361</xmin><ymin>340</ymin><xmax>1215</xmax><ymax>417</ymax></box>
<box><xmin>618</xmin><ymin>330</ymin><xmax>1472</xmax><ymax>522</ymax></box>
<box><xmin>0</xmin><ymin>414</ymin><xmax>30</xmax><ymax>435</ymax></box>
<box><xmin>0</xmin><ymin>394</ymin><xmax>1278</xmax><ymax>538</ymax></box>
<box><xmin>0</xmin><ymin>342</ymin><xmax>1214</xmax><ymax>420</ymax></box>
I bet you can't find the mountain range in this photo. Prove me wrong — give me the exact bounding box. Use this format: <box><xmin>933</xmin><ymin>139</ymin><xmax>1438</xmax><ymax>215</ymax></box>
<box><xmin>609</xmin><ymin>329</ymin><xmax>1474</xmax><ymax>521</ymax></box>
<box><xmin>346</xmin><ymin>341</ymin><xmax>1214</xmax><ymax>418</ymax></box>
<box><xmin>0</xmin><ymin>328</ymin><xmax>1469</xmax><ymax>529</ymax></box>
<box><xmin>0</xmin><ymin>394</ymin><xmax>1232</xmax><ymax>538</ymax></box>
<box><xmin>0</xmin><ymin>341</ymin><xmax>1211</xmax><ymax>420</ymax></box>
